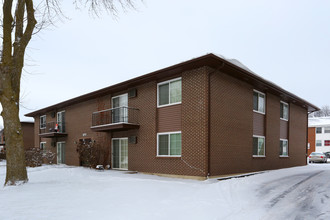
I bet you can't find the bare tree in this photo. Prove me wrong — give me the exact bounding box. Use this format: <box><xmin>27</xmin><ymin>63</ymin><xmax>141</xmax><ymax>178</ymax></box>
<box><xmin>309</xmin><ymin>105</ymin><xmax>330</xmax><ymax>118</ymax></box>
<box><xmin>0</xmin><ymin>0</ymin><xmax>138</xmax><ymax>186</ymax></box>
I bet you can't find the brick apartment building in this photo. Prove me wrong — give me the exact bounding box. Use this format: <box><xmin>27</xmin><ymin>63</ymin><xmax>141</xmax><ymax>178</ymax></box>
<box><xmin>0</xmin><ymin>121</ymin><xmax>35</xmax><ymax>153</ymax></box>
<box><xmin>308</xmin><ymin>117</ymin><xmax>330</xmax><ymax>155</ymax></box>
<box><xmin>26</xmin><ymin>54</ymin><xmax>318</xmax><ymax>179</ymax></box>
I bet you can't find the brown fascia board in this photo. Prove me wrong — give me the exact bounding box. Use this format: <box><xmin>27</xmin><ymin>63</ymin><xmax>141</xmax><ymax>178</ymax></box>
<box><xmin>25</xmin><ymin>53</ymin><xmax>319</xmax><ymax>117</ymax></box>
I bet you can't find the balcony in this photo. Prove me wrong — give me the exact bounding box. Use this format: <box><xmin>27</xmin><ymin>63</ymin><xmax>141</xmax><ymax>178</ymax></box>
<box><xmin>91</xmin><ymin>107</ymin><xmax>139</xmax><ymax>132</ymax></box>
<box><xmin>39</xmin><ymin>121</ymin><xmax>67</xmax><ymax>138</ymax></box>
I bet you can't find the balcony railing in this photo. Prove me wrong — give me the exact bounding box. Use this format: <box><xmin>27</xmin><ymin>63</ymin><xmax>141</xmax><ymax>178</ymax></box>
<box><xmin>91</xmin><ymin>107</ymin><xmax>139</xmax><ymax>131</ymax></box>
<box><xmin>39</xmin><ymin>121</ymin><xmax>67</xmax><ymax>138</ymax></box>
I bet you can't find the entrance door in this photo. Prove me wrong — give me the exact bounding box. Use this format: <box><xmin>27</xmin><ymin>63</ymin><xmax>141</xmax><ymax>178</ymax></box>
<box><xmin>57</xmin><ymin>142</ymin><xmax>65</xmax><ymax>164</ymax></box>
<box><xmin>57</xmin><ymin>111</ymin><xmax>65</xmax><ymax>132</ymax></box>
<box><xmin>112</xmin><ymin>94</ymin><xmax>128</xmax><ymax>123</ymax></box>
<box><xmin>112</xmin><ymin>138</ymin><xmax>128</xmax><ymax>170</ymax></box>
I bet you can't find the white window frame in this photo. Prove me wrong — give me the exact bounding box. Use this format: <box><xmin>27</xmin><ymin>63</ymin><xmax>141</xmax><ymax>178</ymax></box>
<box><xmin>316</xmin><ymin>140</ymin><xmax>322</xmax><ymax>147</ymax></box>
<box><xmin>280</xmin><ymin>139</ymin><xmax>289</xmax><ymax>157</ymax></box>
<box><xmin>157</xmin><ymin>131</ymin><xmax>182</xmax><ymax>157</ymax></box>
<box><xmin>316</xmin><ymin>127</ymin><xmax>322</xmax><ymax>134</ymax></box>
<box><xmin>280</xmin><ymin>101</ymin><xmax>289</xmax><ymax>121</ymax></box>
<box><xmin>157</xmin><ymin>77</ymin><xmax>182</xmax><ymax>108</ymax></box>
<box><xmin>40</xmin><ymin>115</ymin><xmax>46</xmax><ymax>129</ymax></box>
<box><xmin>324</xmin><ymin>127</ymin><xmax>330</xmax><ymax>133</ymax></box>
<box><xmin>253</xmin><ymin>135</ymin><xmax>266</xmax><ymax>157</ymax></box>
<box><xmin>253</xmin><ymin>90</ymin><xmax>266</xmax><ymax>114</ymax></box>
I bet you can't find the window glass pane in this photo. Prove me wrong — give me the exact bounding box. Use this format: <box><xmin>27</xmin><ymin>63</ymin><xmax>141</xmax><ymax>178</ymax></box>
<box><xmin>258</xmin><ymin>94</ymin><xmax>265</xmax><ymax>113</ymax></box>
<box><xmin>158</xmin><ymin>135</ymin><xmax>169</xmax><ymax>155</ymax></box>
<box><xmin>325</xmin><ymin>127</ymin><xmax>330</xmax><ymax>133</ymax></box>
<box><xmin>280</xmin><ymin>103</ymin><xmax>284</xmax><ymax>118</ymax></box>
<box><xmin>170</xmin><ymin>80</ymin><xmax>182</xmax><ymax>104</ymax></box>
<box><xmin>159</xmin><ymin>83</ymin><xmax>169</xmax><ymax>106</ymax></box>
<box><xmin>120</xmin><ymin>139</ymin><xmax>128</xmax><ymax>169</ymax></box>
<box><xmin>283</xmin><ymin>104</ymin><xmax>288</xmax><ymax>120</ymax></box>
<box><xmin>258</xmin><ymin>138</ymin><xmax>265</xmax><ymax>155</ymax></box>
<box><xmin>316</xmin><ymin>140</ymin><xmax>322</xmax><ymax>146</ymax></box>
<box><xmin>281</xmin><ymin>103</ymin><xmax>289</xmax><ymax>120</ymax></box>
<box><xmin>170</xmin><ymin>133</ymin><xmax>181</xmax><ymax>156</ymax></box>
<box><xmin>280</xmin><ymin>140</ymin><xmax>288</xmax><ymax>156</ymax></box>
<box><xmin>253</xmin><ymin>137</ymin><xmax>258</xmax><ymax>155</ymax></box>
<box><xmin>253</xmin><ymin>92</ymin><xmax>258</xmax><ymax>111</ymax></box>
<box><xmin>112</xmin><ymin>140</ymin><xmax>120</xmax><ymax>168</ymax></box>
<box><xmin>316</xmin><ymin>127</ymin><xmax>322</xmax><ymax>133</ymax></box>
<box><xmin>325</xmin><ymin>140</ymin><xmax>330</xmax><ymax>146</ymax></box>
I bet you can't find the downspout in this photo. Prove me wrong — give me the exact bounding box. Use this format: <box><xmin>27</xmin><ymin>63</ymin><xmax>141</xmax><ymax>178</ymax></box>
<box><xmin>207</xmin><ymin>62</ymin><xmax>225</xmax><ymax>178</ymax></box>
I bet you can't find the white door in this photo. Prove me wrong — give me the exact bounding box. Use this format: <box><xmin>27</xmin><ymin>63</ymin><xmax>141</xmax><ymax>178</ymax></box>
<box><xmin>57</xmin><ymin>142</ymin><xmax>65</xmax><ymax>164</ymax></box>
<box><xmin>112</xmin><ymin>94</ymin><xmax>128</xmax><ymax>123</ymax></box>
<box><xmin>112</xmin><ymin>138</ymin><xmax>128</xmax><ymax>170</ymax></box>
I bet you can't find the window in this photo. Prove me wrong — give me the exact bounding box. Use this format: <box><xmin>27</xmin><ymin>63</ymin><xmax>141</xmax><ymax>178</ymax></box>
<box><xmin>158</xmin><ymin>78</ymin><xmax>182</xmax><ymax>107</ymax></box>
<box><xmin>280</xmin><ymin>101</ymin><xmax>289</xmax><ymax>120</ymax></box>
<box><xmin>316</xmin><ymin>127</ymin><xmax>322</xmax><ymax>134</ymax></box>
<box><xmin>157</xmin><ymin>132</ymin><xmax>181</xmax><ymax>156</ymax></box>
<box><xmin>40</xmin><ymin>115</ymin><xmax>46</xmax><ymax>129</ymax></box>
<box><xmin>253</xmin><ymin>90</ymin><xmax>265</xmax><ymax>114</ymax></box>
<box><xmin>325</xmin><ymin>127</ymin><xmax>330</xmax><ymax>133</ymax></box>
<box><xmin>316</xmin><ymin>140</ymin><xmax>322</xmax><ymax>147</ymax></box>
<box><xmin>40</xmin><ymin>142</ymin><xmax>46</xmax><ymax>152</ymax></box>
<box><xmin>280</xmin><ymin>139</ymin><xmax>288</xmax><ymax>157</ymax></box>
<box><xmin>253</xmin><ymin>136</ymin><xmax>265</xmax><ymax>157</ymax></box>
<box><xmin>325</xmin><ymin>140</ymin><xmax>330</xmax><ymax>146</ymax></box>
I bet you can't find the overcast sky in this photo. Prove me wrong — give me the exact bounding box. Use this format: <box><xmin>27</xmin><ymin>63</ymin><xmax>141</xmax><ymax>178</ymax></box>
<box><xmin>0</xmin><ymin>0</ymin><xmax>330</xmax><ymax>128</ymax></box>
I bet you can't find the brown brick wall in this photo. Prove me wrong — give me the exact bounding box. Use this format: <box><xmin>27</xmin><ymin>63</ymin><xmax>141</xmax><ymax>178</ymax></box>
<box><xmin>280</xmin><ymin>120</ymin><xmax>289</xmax><ymax>139</ymax></box>
<box><xmin>37</xmin><ymin>96</ymin><xmax>111</xmax><ymax>165</ymax></box>
<box><xmin>157</xmin><ymin>105</ymin><xmax>182</xmax><ymax>132</ymax></box>
<box><xmin>21</xmin><ymin>123</ymin><xmax>34</xmax><ymax>150</ymax></box>
<box><xmin>126</xmin><ymin>67</ymin><xmax>209</xmax><ymax>177</ymax></box>
<box><xmin>253</xmin><ymin>112</ymin><xmax>265</xmax><ymax>136</ymax></box>
<box><xmin>210</xmin><ymin>70</ymin><xmax>254</xmax><ymax>176</ymax></box>
<box><xmin>210</xmin><ymin>71</ymin><xmax>308</xmax><ymax>176</ymax></box>
<box><xmin>288</xmin><ymin>103</ymin><xmax>308</xmax><ymax>166</ymax></box>
<box><xmin>308</xmin><ymin>127</ymin><xmax>315</xmax><ymax>155</ymax></box>
<box><xmin>263</xmin><ymin>93</ymin><xmax>281</xmax><ymax>171</ymax></box>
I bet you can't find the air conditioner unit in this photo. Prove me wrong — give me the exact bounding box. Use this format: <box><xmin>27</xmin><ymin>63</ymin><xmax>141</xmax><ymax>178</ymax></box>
<box><xmin>51</xmin><ymin>112</ymin><xmax>56</xmax><ymax>118</ymax></box>
<box><xmin>128</xmin><ymin>136</ymin><xmax>137</xmax><ymax>144</ymax></box>
<box><xmin>128</xmin><ymin>88</ymin><xmax>137</xmax><ymax>98</ymax></box>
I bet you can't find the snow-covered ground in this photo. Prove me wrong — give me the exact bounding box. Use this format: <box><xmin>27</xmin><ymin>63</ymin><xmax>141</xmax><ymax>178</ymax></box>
<box><xmin>1</xmin><ymin>160</ymin><xmax>330</xmax><ymax>220</ymax></box>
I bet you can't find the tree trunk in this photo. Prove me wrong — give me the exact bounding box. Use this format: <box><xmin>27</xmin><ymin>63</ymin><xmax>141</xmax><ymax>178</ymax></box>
<box><xmin>0</xmin><ymin>0</ymin><xmax>37</xmax><ymax>185</ymax></box>
<box><xmin>1</xmin><ymin>97</ymin><xmax>28</xmax><ymax>185</ymax></box>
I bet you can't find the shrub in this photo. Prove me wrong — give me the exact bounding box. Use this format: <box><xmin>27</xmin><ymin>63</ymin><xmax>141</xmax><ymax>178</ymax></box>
<box><xmin>25</xmin><ymin>148</ymin><xmax>56</xmax><ymax>167</ymax></box>
<box><xmin>76</xmin><ymin>139</ymin><xmax>107</xmax><ymax>168</ymax></box>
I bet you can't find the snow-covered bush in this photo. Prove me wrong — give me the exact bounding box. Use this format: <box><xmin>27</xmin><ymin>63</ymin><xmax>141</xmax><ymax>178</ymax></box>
<box><xmin>75</xmin><ymin>139</ymin><xmax>108</xmax><ymax>168</ymax></box>
<box><xmin>25</xmin><ymin>148</ymin><xmax>56</xmax><ymax>167</ymax></box>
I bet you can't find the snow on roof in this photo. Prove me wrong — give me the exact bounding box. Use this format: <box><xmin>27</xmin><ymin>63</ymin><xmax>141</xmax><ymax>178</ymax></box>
<box><xmin>214</xmin><ymin>53</ymin><xmax>254</xmax><ymax>73</ymax></box>
<box><xmin>308</xmin><ymin>117</ymin><xmax>330</xmax><ymax>127</ymax></box>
